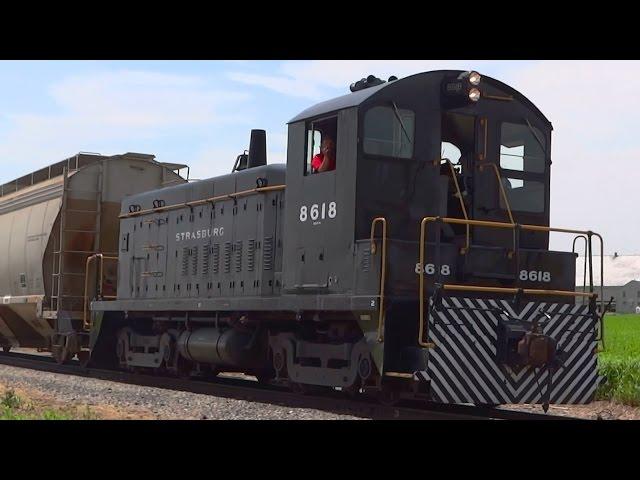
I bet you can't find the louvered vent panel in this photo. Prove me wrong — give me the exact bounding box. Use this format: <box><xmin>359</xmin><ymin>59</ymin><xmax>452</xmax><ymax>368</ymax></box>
<box><xmin>202</xmin><ymin>245</ymin><xmax>210</xmax><ymax>276</ymax></box>
<box><xmin>212</xmin><ymin>244</ymin><xmax>220</xmax><ymax>274</ymax></box>
<box><xmin>181</xmin><ymin>247</ymin><xmax>190</xmax><ymax>277</ymax></box>
<box><xmin>191</xmin><ymin>246</ymin><xmax>199</xmax><ymax>276</ymax></box>
<box><xmin>235</xmin><ymin>240</ymin><xmax>243</xmax><ymax>273</ymax></box>
<box><xmin>263</xmin><ymin>237</ymin><xmax>273</xmax><ymax>271</ymax></box>
<box><xmin>247</xmin><ymin>239</ymin><xmax>256</xmax><ymax>272</ymax></box>
<box><xmin>223</xmin><ymin>242</ymin><xmax>232</xmax><ymax>273</ymax></box>
<box><xmin>361</xmin><ymin>247</ymin><xmax>371</xmax><ymax>272</ymax></box>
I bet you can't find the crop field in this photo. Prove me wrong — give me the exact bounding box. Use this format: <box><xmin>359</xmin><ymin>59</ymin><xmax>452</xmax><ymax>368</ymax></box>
<box><xmin>596</xmin><ymin>314</ymin><xmax>640</xmax><ymax>406</ymax></box>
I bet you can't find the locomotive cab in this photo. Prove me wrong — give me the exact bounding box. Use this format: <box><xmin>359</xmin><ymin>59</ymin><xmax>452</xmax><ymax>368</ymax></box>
<box><xmin>283</xmin><ymin>70</ymin><xmax>573</xmax><ymax>300</ymax></box>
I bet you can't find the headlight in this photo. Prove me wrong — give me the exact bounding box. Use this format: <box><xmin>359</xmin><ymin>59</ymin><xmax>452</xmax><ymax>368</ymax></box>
<box><xmin>468</xmin><ymin>88</ymin><xmax>481</xmax><ymax>102</ymax></box>
<box><xmin>469</xmin><ymin>71</ymin><xmax>481</xmax><ymax>86</ymax></box>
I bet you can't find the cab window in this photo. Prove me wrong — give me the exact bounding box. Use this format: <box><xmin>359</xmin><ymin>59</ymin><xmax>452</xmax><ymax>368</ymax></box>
<box><xmin>499</xmin><ymin>122</ymin><xmax>546</xmax><ymax>173</ymax></box>
<box><xmin>499</xmin><ymin>178</ymin><xmax>545</xmax><ymax>213</ymax></box>
<box><xmin>363</xmin><ymin>106</ymin><xmax>415</xmax><ymax>159</ymax></box>
<box><xmin>305</xmin><ymin>116</ymin><xmax>337</xmax><ymax>175</ymax></box>
<box><xmin>499</xmin><ymin>121</ymin><xmax>547</xmax><ymax>213</ymax></box>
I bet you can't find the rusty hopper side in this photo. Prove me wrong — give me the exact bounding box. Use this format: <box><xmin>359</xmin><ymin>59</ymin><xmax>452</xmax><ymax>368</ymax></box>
<box><xmin>0</xmin><ymin>152</ymin><xmax>186</xmax><ymax>352</ymax></box>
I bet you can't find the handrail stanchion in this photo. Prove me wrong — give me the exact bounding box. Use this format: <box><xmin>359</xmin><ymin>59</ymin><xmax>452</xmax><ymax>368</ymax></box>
<box><xmin>83</xmin><ymin>253</ymin><xmax>119</xmax><ymax>329</ymax></box>
<box><xmin>370</xmin><ymin>217</ymin><xmax>388</xmax><ymax>343</ymax></box>
<box><xmin>593</xmin><ymin>232</ymin><xmax>605</xmax><ymax>314</ymax></box>
<box><xmin>572</xmin><ymin>235</ymin><xmax>588</xmax><ymax>297</ymax></box>
<box><xmin>418</xmin><ymin>217</ymin><xmax>437</xmax><ymax>348</ymax></box>
<box><xmin>442</xmin><ymin>160</ymin><xmax>470</xmax><ymax>253</ymax></box>
<box><xmin>83</xmin><ymin>254</ymin><xmax>97</xmax><ymax>329</ymax></box>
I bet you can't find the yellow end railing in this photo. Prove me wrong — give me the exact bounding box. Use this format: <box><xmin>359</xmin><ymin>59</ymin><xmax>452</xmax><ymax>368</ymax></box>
<box><xmin>418</xmin><ymin>216</ymin><xmax>604</xmax><ymax>348</ymax></box>
<box><xmin>83</xmin><ymin>254</ymin><xmax>118</xmax><ymax>329</ymax></box>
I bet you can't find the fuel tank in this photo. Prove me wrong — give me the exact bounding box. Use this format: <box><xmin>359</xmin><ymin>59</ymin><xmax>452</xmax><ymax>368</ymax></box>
<box><xmin>177</xmin><ymin>328</ymin><xmax>265</xmax><ymax>369</ymax></box>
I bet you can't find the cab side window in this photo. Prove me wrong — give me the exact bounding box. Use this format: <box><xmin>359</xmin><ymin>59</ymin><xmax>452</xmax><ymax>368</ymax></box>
<box><xmin>305</xmin><ymin>116</ymin><xmax>338</xmax><ymax>175</ymax></box>
<box><xmin>363</xmin><ymin>106</ymin><xmax>415</xmax><ymax>159</ymax></box>
<box><xmin>499</xmin><ymin>122</ymin><xmax>547</xmax><ymax>213</ymax></box>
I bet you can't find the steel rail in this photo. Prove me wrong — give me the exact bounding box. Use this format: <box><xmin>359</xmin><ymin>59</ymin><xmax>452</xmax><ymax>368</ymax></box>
<box><xmin>0</xmin><ymin>351</ymin><xmax>576</xmax><ymax>420</ymax></box>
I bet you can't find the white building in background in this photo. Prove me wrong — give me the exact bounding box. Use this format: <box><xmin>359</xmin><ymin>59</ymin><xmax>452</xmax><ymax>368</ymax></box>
<box><xmin>575</xmin><ymin>255</ymin><xmax>640</xmax><ymax>314</ymax></box>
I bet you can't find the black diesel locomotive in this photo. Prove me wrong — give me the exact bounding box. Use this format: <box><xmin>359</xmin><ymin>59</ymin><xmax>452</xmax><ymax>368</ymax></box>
<box><xmin>88</xmin><ymin>70</ymin><xmax>604</xmax><ymax>406</ymax></box>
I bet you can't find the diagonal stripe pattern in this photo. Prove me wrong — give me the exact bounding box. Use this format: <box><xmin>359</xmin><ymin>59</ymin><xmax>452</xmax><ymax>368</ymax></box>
<box><xmin>425</xmin><ymin>296</ymin><xmax>600</xmax><ymax>405</ymax></box>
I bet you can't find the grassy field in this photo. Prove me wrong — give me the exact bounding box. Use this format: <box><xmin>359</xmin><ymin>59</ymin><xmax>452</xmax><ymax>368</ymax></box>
<box><xmin>0</xmin><ymin>388</ymin><xmax>97</xmax><ymax>420</ymax></box>
<box><xmin>596</xmin><ymin>314</ymin><xmax>640</xmax><ymax>406</ymax></box>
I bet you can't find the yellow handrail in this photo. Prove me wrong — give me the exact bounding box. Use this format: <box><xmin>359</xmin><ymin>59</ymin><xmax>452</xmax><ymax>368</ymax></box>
<box><xmin>478</xmin><ymin>163</ymin><xmax>514</xmax><ymax>224</ymax></box>
<box><xmin>418</xmin><ymin>216</ymin><xmax>603</xmax><ymax>348</ymax></box>
<box><xmin>370</xmin><ymin>217</ymin><xmax>387</xmax><ymax>342</ymax></box>
<box><xmin>119</xmin><ymin>184</ymin><xmax>286</xmax><ymax>219</ymax></box>
<box><xmin>438</xmin><ymin>159</ymin><xmax>470</xmax><ymax>254</ymax></box>
<box><xmin>83</xmin><ymin>254</ymin><xmax>118</xmax><ymax>329</ymax></box>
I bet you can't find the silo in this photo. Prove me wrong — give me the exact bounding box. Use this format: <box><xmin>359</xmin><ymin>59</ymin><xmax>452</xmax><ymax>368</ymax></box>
<box><xmin>0</xmin><ymin>152</ymin><xmax>187</xmax><ymax>361</ymax></box>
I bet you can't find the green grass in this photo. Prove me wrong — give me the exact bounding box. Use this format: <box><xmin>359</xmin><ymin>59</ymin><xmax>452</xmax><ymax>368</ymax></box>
<box><xmin>596</xmin><ymin>314</ymin><xmax>640</xmax><ymax>406</ymax></box>
<box><xmin>0</xmin><ymin>389</ymin><xmax>96</xmax><ymax>420</ymax></box>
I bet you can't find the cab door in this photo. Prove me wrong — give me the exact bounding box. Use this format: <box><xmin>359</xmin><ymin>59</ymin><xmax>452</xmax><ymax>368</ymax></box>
<box><xmin>282</xmin><ymin>109</ymin><xmax>357</xmax><ymax>294</ymax></box>
<box><xmin>472</xmin><ymin>117</ymin><xmax>550</xmax><ymax>249</ymax></box>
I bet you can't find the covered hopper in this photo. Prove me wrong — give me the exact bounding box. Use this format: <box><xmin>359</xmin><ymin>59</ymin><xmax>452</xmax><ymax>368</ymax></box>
<box><xmin>0</xmin><ymin>152</ymin><xmax>186</xmax><ymax>356</ymax></box>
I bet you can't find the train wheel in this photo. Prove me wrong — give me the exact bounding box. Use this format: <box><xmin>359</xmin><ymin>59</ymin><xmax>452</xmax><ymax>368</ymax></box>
<box><xmin>175</xmin><ymin>355</ymin><xmax>192</xmax><ymax>379</ymax></box>
<box><xmin>52</xmin><ymin>345</ymin><xmax>71</xmax><ymax>365</ymax></box>
<box><xmin>255</xmin><ymin>369</ymin><xmax>276</xmax><ymax>385</ymax></box>
<box><xmin>342</xmin><ymin>382</ymin><xmax>362</xmax><ymax>399</ymax></box>
<box><xmin>77</xmin><ymin>350</ymin><xmax>91</xmax><ymax>367</ymax></box>
<box><xmin>255</xmin><ymin>375</ymin><xmax>271</xmax><ymax>385</ymax></box>
<box><xmin>290</xmin><ymin>382</ymin><xmax>329</xmax><ymax>395</ymax></box>
<box><xmin>290</xmin><ymin>382</ymin><xmax>313</xmax><ymax>395</ymax></box>
<box><xmin>378</xmin><ymin>385</ymin><xmax>401</xmax><ymax>406</ymax></box>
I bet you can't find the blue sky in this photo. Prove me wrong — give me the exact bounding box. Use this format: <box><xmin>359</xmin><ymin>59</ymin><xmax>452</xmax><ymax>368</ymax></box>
<box><xmin>0</xmin><ymin>60</ymin><xmax>637</xmax><ymax>254</ymax></box>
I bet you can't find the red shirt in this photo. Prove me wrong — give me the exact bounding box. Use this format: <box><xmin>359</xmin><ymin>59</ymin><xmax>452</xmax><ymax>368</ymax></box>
<box><xmin>311</xmin><ymin>153</ymin><xmax>335</xmax><ymax>172</ymax></box>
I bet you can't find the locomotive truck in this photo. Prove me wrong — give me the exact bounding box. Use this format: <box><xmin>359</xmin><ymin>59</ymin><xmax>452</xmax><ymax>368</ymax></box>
<box><xmin>1</xmin><ymin>70</ymin><xmax>605</xmax><ymax>407</ymax></box>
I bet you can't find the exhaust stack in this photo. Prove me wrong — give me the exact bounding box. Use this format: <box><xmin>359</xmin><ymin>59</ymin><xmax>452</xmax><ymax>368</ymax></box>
<box><xmin>247</xmin><ymin>129</ymin><xmax>267</xmax><ymax>169</ymax></box>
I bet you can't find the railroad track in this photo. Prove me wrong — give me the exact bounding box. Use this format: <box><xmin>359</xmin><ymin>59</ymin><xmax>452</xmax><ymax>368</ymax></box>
<box><xmin>0</xmin><ymin>351</ymin><xmax>577</xmax><ymax>420</ymax></box>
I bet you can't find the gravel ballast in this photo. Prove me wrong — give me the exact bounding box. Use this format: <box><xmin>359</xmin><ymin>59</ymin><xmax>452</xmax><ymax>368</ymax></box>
<box><xmin>2</xmin><ymin>362</ymin><xmax>639</xmax><ymax>420</ymax></box>
<box><xmin>0</xmin><ymin>364</ymin><xmax>362</xmax><ymax>420</ymax></box>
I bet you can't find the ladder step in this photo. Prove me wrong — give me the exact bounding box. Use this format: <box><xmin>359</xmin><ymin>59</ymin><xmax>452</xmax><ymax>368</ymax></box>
<box><xmin>54</xmin><ymin>250</ymin><xmax>98</xmax><ymax>255</ymax></box>
<box><xmin>52</xmin><ymin>272</ymin><xmax>86</xmax><ymax>277</ymax></box>
<box><xmin>65</xmin><ymin>188</ymin><xmax>100</xmax><ymax>194</ymax></box>
<box><xmin>63</xmin><ymin>229</ymin><xmax>98</xmax><ymax>234</ymax></box>
<box><xmin>66</xmin><ymin>209</ymin><xmax>99</xmax><ymax>214</ymax></box>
